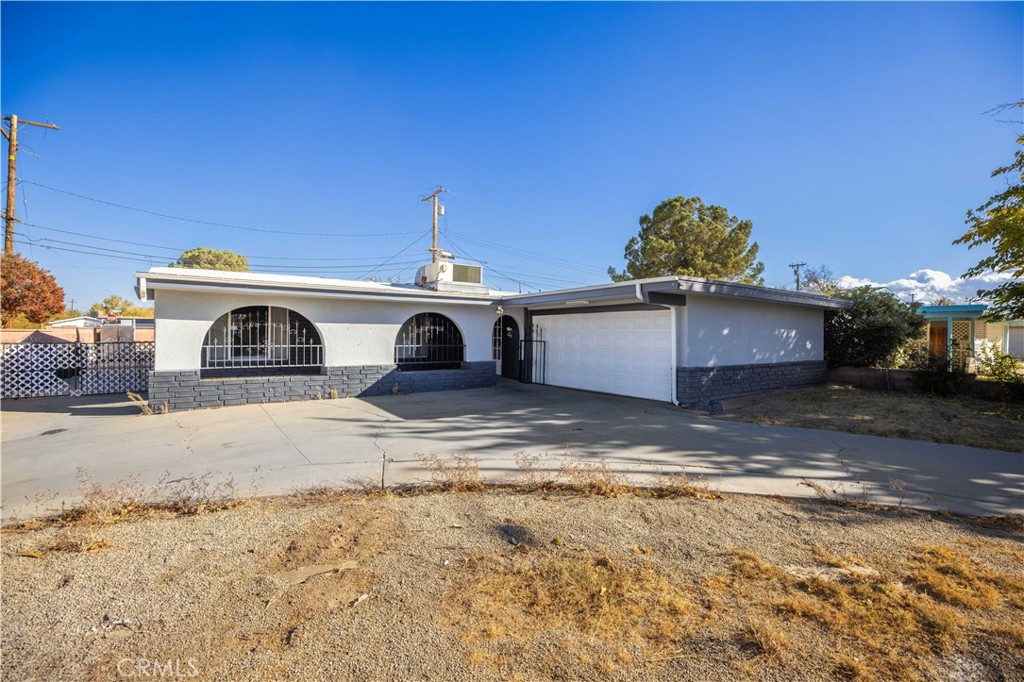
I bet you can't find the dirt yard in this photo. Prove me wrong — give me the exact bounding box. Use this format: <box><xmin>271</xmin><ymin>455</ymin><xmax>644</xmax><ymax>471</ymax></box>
<box><xmin>3</xmin><ymin>485</ymin><xmax>1023</xmax><ymax>682</ymax></box>
<box><xmin>714</xmin><ymin>384</ymin><xmax>1024</xmax><ymax>452</ymax></box>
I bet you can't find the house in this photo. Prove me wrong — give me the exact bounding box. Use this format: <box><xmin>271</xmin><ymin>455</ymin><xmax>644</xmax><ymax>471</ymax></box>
<box><xmin>48</xmin><ymin>316</ymin><xmax>104</xmax><ymax>328</ymax></box>
<box><xmin>919</xmin><ymin>304</ymin><xmax>1024</xmax><ymax>369</ymax></box>
<box><xmin>134</xmin><ymin>258</ymin><xmax>850</xmax><ymax>412</ymax></box>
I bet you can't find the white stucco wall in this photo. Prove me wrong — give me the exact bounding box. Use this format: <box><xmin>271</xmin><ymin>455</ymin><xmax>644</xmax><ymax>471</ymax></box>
<box><xmin>153</xmin><ymin>289</ymin><xmax>521</xmax><ymax>372</ymax></box>
<box><xmin>682</xmin><ymin>295</ymin><xmax>824</xmax><ymax>367</ymax></box>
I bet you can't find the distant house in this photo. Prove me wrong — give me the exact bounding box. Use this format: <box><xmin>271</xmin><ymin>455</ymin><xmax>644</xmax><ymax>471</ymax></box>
<box><xmin>919</xmin><ymin>304</ymin><xmax>1024</xmax><ymax>369</ymax></box>
<box><xmin>135</xmin><ymin>258</ymin><xmax>850</xmax><ymax>412</ymax></box>
<box><xmin>48</xmin><ymin>316</ymin><xmax>104</xmax><ymax>328</ymax></box>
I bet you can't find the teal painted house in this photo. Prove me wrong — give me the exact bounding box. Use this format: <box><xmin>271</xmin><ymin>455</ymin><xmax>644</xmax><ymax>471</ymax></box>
<box><xmin>919</xmin><ymin>304</ymin><xmax>1024</xmax><ymax>369</ymax></box>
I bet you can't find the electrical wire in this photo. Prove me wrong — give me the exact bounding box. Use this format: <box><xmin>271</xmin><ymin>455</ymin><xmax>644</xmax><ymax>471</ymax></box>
<box><xmin>358</xmin><ymin>229</ymin><xmax>433</xmax><ymax>280</ymax></box>
<box><xmin>21</xmin><ymin>180</ymin><xmax>424</xmax><ymax>238</ymax></box>
<box><xmin>20</xmin><ymin>221</ymin><xmax>438</xmax><ymax>263</ymax></box>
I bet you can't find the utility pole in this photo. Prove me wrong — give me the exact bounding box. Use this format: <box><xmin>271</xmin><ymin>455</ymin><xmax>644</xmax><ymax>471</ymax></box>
<box><xmin>3</xmin><ymin>114</ymin><xmax>60</xmax><ymax>254</ymax></box>
<box><xmin>788</xmin><ymin>262</ymin><xmax>806</xmax><ymax>292</ymax></box>
<box><xmin>420</xmin><ymin>185</ymin><xmax>446</xmax><ymax>263</ymax></box>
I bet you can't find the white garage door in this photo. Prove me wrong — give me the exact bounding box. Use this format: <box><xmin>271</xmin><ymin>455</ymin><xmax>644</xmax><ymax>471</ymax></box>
<box><xmin>536</xmin><ymin>310</ymin><xmax>673</xmax><ymax>401</ymax></box>
<box><xmin>1010</xmin><ymin>327</ymin><xmax>1024</xmax><ymax>359</ymax></box>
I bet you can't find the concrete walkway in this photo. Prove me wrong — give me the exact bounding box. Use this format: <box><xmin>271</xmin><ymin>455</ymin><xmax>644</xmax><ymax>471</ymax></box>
<box><xmin>2</xmin><ymin>381</ymin><xmax>1021</xmax><ymax>520</ymax></box>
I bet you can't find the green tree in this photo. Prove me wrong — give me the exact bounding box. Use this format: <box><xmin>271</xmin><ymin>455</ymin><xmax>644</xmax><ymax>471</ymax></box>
<box><xmin>89</xmin><ymin>295</ymin><xmax>154</xmax><ymax>318</ymax></box>
<box><xmin>50</xmin><ymin>308</ymin><xmax>85</xmax><ymax>321</ymax></box>
<box><xmin>0</xmin><ymin>252</ymin><xmax>65</xmax><ymax>327</ymax></box>
<box><xmin>608</xmin><ymin>196</ymin><xmax>764</xmax><ymax>284</ymax></box>
<box><xmin>954</xmin><ymin>104</ymin><xmax>1023</xmax><ymax>320</ymax></box>
<box><xmin>169</xmin><ymin>247</ymin><xmax>249</xmax><ymax>272</ymax></box>
<box><xmin>824</xmin><ymin>287</ymin><xmax>926</xmax><ymax>368</ymax></box>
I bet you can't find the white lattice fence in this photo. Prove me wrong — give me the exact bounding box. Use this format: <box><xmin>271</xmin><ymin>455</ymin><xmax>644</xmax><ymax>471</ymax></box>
<box><xmin>1</xmin><ymin>342</ymin><xmax>155</xmax><ymax>399</ymax></box>
<box><xmin>951</xmin><ymin>320</ymin><xmax>973</xmax><ymax>371</ymax></box>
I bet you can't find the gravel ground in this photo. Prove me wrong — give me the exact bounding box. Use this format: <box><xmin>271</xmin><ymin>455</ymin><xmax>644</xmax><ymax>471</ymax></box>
<box><xmin>2</xmin><ymin>490</ymin><xmax>1023</xmax><ymax>681</ymax></box>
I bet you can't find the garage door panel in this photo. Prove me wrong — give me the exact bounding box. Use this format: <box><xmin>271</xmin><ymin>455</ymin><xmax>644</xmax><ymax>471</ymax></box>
<box><xmin>537</xmin><ymin>310</ymin><xmax>672</xmax><ymax>401</ymax></box>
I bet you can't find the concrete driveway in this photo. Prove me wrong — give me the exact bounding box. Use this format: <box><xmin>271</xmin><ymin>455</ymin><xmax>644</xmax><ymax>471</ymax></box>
<box><xmin>2</xmin><ymin>380</ymin><xmax>1021</xmax><ymax>520</ymax></box>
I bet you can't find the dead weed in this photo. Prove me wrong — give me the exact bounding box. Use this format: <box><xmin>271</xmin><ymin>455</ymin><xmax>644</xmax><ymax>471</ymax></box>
<box><xmin>447</xmin><ymin>550</ymin><xmax>694</xmax><ymax>677</ymax></box>
<box><xmin>710</xmin><ymin>544</ymin><xmax>1024</xmax><ymax>681</ymax></box>
<box><xmin>419</xmin><ymin>454</ymin><xmax>485</xmax><ymax>492</ymax></box>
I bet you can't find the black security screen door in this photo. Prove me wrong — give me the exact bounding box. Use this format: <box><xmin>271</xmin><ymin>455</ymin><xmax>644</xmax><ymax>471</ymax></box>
<box><xmin>492</xmin><ymin>315</ymin><xmax>520</xmax><ymax>379</ymax></box>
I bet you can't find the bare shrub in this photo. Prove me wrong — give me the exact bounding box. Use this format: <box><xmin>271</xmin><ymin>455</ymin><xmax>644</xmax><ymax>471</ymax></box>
<box><xmin>59</xmin><ymin>468</ymin><xmax>149</xmax><ymax>526</ymax></box>
<box><xmin>125</xmin><ymin>391</ymin><xmax>153</xmax><ymax>416</ymax></box>
<box><xmin>514</xmin><ymin>452</ymin><xmax>557</xmax><ymax>490</ymax></box>
<box><xmin>152</xmin><ymin>472</ymin><xmax>242</xmax><ymax>515</ymax></box>
<box><xmin>648</xmin><ymin>468</ymin><xmax>721</xmax><ymax>500</ymax></box>
<box><xmin>419</xmin><ymin>454</ymin><xmax>485</xmax><ymax>492</ymax></box>
<box><xmin>559</xmin><ymin>458</ymin><xmax>625</xmax><ymax>497</ymax></box>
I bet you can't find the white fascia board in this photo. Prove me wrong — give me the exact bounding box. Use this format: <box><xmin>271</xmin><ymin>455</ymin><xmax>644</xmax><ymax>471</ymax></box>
<box><xmin>673</xmin><ymin>278</ymin><xmax>851</xmax><ymax>309</ymax></box>
<box><xmin>141</xmin><ymin>280</ymin><xmax>499</xmax><ymax>307</ymax></box>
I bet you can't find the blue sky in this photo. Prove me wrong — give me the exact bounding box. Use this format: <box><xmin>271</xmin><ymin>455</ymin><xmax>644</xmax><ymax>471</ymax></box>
<box><xmin>2</xmin><ymin>1</ymin><xmax>1021</xmax><ymax>309</ymax></box>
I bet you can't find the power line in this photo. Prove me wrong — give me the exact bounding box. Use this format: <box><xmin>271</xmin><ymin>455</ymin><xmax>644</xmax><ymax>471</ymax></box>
<box><xmin>21</xmin><ymin>221</ymin><xmax>443</xmax><ymax>263</ymax></box>
<box><xmin>21</xmin><ymin>180</ymin><xmax>423</xmax><ymax>238</ymax></box>
<box><xmin>359</xmin><ymin>229</ymin><xmax>434</xmax><ymax>280</ymax></box>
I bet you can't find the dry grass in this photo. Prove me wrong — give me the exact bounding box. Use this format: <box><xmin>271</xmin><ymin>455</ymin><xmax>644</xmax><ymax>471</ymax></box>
<box><xmin>4</xmin><ymin>468</ymin><xmax>245</xmax><ymax>539</ymax></box>
<box><xmin>714</xmin><ymin>384</ymin><xmax>1024</xmax><ymax>451</ymax></box>
<box><xmin>907</xmin><ymin>545</ymin><xmax>1024</xmax><ymax>610</ymax></box>
<box><xmin>125</xmin><ymin>391</ymin><xmax>153</xmax><ymax>415</ymax></box>
<box><xmin>447</xmin><ymin>551</ymin><xmax>694</xmax><ymax>677</ymax></box>
<box><xmin>647</xmin><ymin>468</ymin><xmax>722</xmax><ymax>500</ymax></box>
<box><xmin>419</xmin><ymin>454</ymin><xmax>486</xmax><ymax>491</ymax></box>
<box><xmin>444</xmin><ymin>539</ymin><xmax>1024</xmax><ymax>679</ymax></box>
<box><xmin>707</xmin><ymin>544</ymin><xmax>1024</xmax><ymax>681</ymax></box>
<box><xmin>4</xmin><ymin>490</ymin><xmax>1023</xmax><ymax>681</ymax></box>
<box><xmin>558</xmin><ymin>459</ymin><xmax>627</xmax><ymax>497</ymax></box>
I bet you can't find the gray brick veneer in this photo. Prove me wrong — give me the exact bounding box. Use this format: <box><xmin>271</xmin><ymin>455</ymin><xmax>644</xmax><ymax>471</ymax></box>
<box><xmin>148</xmin><ymin>362</ymin><xmax>495</xmax><ymax>412</ymax></box>
<box><xmin>676</xmin><ymin>360</ymin><xmax>827</xmax><ymax>407</ymax></box>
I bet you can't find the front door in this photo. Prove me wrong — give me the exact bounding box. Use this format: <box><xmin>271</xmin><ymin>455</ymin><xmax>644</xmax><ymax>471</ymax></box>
<box><xmin>496</xmin><ymin>316</ymin><xmax>520</xmax><ymax>379</ymax></box>
<box><xmin>929</xmin><ymin>322</ymin><xmax>947</xmax><ymax>360</ymax></box>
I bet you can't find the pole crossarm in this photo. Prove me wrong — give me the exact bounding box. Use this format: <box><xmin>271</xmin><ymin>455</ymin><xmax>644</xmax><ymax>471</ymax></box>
<box><xmin>420</xmin><ymin>185</ymin><xmax>447</xmax><ymax>263</ymax></box>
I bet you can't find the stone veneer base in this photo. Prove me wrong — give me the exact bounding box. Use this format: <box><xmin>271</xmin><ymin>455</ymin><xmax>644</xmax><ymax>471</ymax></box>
<box><xmin>148</xmin><ymin>362</ymin><xmax>495</xmax><ymax>412</ymax></box>
<box><xmin>676</xmin><ymin>360</ymin><xmax>827</xmax><ymax>407</ymax></box>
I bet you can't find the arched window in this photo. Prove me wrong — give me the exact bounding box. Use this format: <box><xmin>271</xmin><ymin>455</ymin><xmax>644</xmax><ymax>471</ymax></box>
<box><xmin>395</xmin><ymin>313</ymin><xmax>464</xmax><ymax>370</ymax></box>
<box><xmin>201</xmin><ymin>306</ymin><xmax>322</xmax><ymax>375</ymax></box>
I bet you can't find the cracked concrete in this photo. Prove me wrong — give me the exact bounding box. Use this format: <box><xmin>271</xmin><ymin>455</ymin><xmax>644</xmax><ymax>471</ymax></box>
<box><xmin>2</xmin><ymin>380</ymin><xmax>1021</xmax><ymax>520</ymax></box>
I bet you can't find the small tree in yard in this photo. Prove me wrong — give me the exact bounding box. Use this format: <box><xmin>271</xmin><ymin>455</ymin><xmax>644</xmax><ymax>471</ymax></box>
<box><xmin>824</xmin><ymin>287</ymin><xmax>926</xmax><ymax>368</ymax></box>
<box><xmin>1</xmin><ymin>252</ymin><xmax>65</xmax><ymax>327</ymax></box>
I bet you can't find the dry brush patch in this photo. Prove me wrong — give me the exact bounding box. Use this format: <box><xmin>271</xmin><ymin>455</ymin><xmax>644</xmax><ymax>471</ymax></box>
<box><xmin>444</xmin><ymin>548</ymin><xmax>695</xmax><ymax>678</ymax></box>
<box><xmin>706</xmin><ymin>545</ymin><xmax>1024</xmax><ymax>681</ymax></box>
<box><xmin>714</xmin><ymin>384</ymin><xmax>1024</xmax><ymax>452</ymax></box>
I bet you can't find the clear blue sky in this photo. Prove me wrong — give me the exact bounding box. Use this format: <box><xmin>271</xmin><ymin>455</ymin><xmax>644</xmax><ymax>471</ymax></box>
<box><xmin>2</xmin><ymin>1</ymin><xmax>1021</xmax><ymax>308</ymax></box>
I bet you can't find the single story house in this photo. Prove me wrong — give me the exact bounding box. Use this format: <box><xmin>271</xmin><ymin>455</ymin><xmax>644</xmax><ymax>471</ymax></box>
<box><xmin>134</xmin><ymin>259</ymin><xmax>850</xmax><ymax>412</ymax></box>
<box><xmin>48</xmin><ymin>316</ymin><xmax>104</xmax><ymax>328</ymax></box>
<box><xmin>919</xmin><ymin>304</ymin><xmax>1024</xmax><ymax>369</ymax></box>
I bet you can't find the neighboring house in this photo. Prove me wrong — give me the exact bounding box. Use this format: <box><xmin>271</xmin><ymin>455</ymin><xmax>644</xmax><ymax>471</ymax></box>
<box><xmin>48</xmin><ymin>316</ymin><xmax>104</xmax><ymax>328</ymax></box>
<box><xmin>920</xmin><ymin>304</ymin><xmax>1024</xmax><ymax>369</ymax></box>
<box><xmin>135</xmin><ymin>259</ymin><xmax>850</xmax><ymax>412</ymax></box>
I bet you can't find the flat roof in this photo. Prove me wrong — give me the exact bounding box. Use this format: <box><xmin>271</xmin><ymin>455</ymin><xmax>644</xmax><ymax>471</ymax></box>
<box><xmin>135</xmin><ymin>267</ymin><xmax>511</xmax><ymax>305</ymax></box>
<box><xmin>135</xmin><ymin>268</ymin><xmax>851</xmax><ymax>310</ymax></box>
<box><xmin>918</xmin><ymin>304</ymin><xmax>988</xmax><ymax>320</ymax></box>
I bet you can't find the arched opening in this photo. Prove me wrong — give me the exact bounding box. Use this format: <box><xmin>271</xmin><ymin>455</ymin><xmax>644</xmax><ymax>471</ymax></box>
<box><xmin>492</xmin><ymin>315</ymin><xmax>520</xmax><ymax>379</ymax></box>
<box><xmin>201</xmin><ymin>306</ymin><xmax>323</xmax><ymax>376</ymax></box>
<box><xmin>395</xmin><ymin>313</ymin><xmax>464</xmax><ymax>371</ymax></box>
